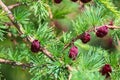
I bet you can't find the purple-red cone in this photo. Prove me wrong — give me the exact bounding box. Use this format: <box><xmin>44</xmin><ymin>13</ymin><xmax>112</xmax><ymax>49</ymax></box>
<box><xmin>69</xmin><ymin>46</ymin><xmax>78</xmax><ymax>60</ymax></box>
<box><xmin>54</xmin><ymin>0</ymin><xmax>62</xmax><ymax>4</ymax></box>
<box><xmin>71</xmin><ymin>0</ymin><xmax>78</xmax><ymax>2</ymax></box>
<box><xmin>96</xmin><ymin>26</ymin><xmax>109</xmax><ymax>38</ymax></box>
<box><xmin>80</xmin><ymin>32</ymin><xmax>91</xmax><ymax>43</ymax></box>
<box><xmin>100</xmin><ymin>64</ymin><xmax>112</xmax><ymax>78</ymax></box>
<box><xmin>80</xmin><ymin>0</ymin><xmax>92</xmax><ymax>3</ymax></box>
<box><xmin>31</xmin><ymin>40</ymin><xmax>40</xmax><ymax>53</ymax></box>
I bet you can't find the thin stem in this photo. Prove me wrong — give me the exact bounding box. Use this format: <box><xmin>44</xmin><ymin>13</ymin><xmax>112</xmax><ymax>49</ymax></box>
<box><xmin>68</xmin><ymin>73</ymin><xmax>72</xmax><ymax>80</ymax></box>
<box><xmin>8</xmin><ymin>3</ymin><xmax>21</xmax><ymax>9</ymax></box>
<box><xmin>0</xmin><ymin>58</ymin><xmax>33</xmax><ymax>68</ymax></box>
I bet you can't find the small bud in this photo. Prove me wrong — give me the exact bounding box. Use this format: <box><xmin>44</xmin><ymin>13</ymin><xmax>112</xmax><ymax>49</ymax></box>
<box><xmin>54</xmin><ymin>0</ymin><xmax>62</xmax><ymax>4</ymax></box>
<box><xmin>109</xmin><ymin>20</ymin><xmax>114</xmax><ymax>26</ymax></box>
<box><xmin>71</xmin><ymin>0</ymin><xmax>78</xmax><ymax>2</ymax></box>
<box><xmin>96</xmin><ymin>26</ymin><xmax>109</xmax><ymax>38</ymax></box>
<box><xmin>80</xmin><ymin>32</ymin><xmax>91</xmax><ymax>43</ymax></box>
<box><xmin>31</xmin><ymin>40</ymin><xmax>40</xmax><ymax>53</ymax></box>
<box><xmin>80</xmin><ymin>0</ymin><xmax>92</xmax><ymax>3</ymax></box>
<box><xmin>69</xmin><ymin>46</ymin><xmax>78</xmax><ymax>60</ymax></box>
<box><xmin>100</xmin><ymin>64</ymin><xmax>112</xmax><ymax>78</ymax></box>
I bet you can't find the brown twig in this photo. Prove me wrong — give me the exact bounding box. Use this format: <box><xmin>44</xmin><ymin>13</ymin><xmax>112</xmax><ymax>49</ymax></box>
<box><xmin>63</xmin><ymin>35</ymin><xmax>80</xmax><ymax>51</ymax></box>
<box><xmin>78</xmin><ymin>0</ymin><xmax>84</xmax><ymax>10</ymax></box>
<box><xmin>0</xmin><ymin>58</ymin><xmax>33</xmax><ymax>68</ymax></box>
<box><xmin>8</xmin><ymin>3</ymin><xmax>21</xmax><ymax>9</ymax></box>
<box><xmin>41</xmin><ymin>47</ymin><xmax>55</xmax><ymax>61</ymax></box>
<box><xmin>4</xmin><ymin>22</ymin><xmax>13</xmax><ymax>27</ymax></box>
<box><xmin>107</xmin><ymin>25</ymin><xmax>120</xmax><ymax>29</ymax></box>
<box><xmin>66</xmin><ymin>65</ymin><xmax>73</xmax><ymax>80</ymax></box>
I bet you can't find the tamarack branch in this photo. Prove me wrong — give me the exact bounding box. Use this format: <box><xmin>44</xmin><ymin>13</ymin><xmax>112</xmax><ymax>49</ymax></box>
<box><xmin>0</xmin><ymin>58</ymin><xmax>33</xmax><ymax>68</ymax></box>
<box><xmin>1</xmin><ymin>0</ymin><xmax>119</xmax><ymax>80</ymax></box>
<box><xmin>0</xmin><ymin>0</ymin><xmax>119</xmax><ymax>70</ymax></box>
<box><xmin>0</xmin><ymin>1</ymin><xmax>72</xmax><ymax>77</ymax></box>
<box><xmin>0</xmin><ymin>0</ymin><xmax>55</xmax><ymax>62</ymax></box>
<box><xmin>63</xmin><ymin>25</ymin><xmax>120</xmax><ymax>51</ymax></box>
<box><xmin>0</xmin><ymin>1</ymin><xmax>73</xmax><ymax>80</ymax></box>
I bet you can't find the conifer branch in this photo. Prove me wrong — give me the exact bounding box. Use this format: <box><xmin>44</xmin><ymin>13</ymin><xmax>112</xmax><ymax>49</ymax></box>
<box><xmin>63</xmin><ymin>25</ymin><xmax>120</xmax><ymax>50</ymax></box>
<box><xmin>0</xmin><ymin>2</ymin><xmax>73</xmax><ymax>79</ymax></box>
<box><xmin>0</xmin><ymin>0</ymin><xmax>24</xmax><ymax>35</ymax></box>
<box><xmin>0</xmin><ymin>58</ymin><xmax>33</xmax><ymax>68</ymax></box>
<box><xmin>0</xmin><ymin>0</ymin><xmax>54</xmax><ymax>61</ymax></box>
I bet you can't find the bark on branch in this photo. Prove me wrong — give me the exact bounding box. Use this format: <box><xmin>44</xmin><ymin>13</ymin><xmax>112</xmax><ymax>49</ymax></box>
<box><xmin>0</xmin><ymin>58</ymin><xmax>32</xmax><ymax>68</ymax></box>
<box><xmin>8</xmin><ymin>3</ymin><xmax>21</xmax><ymax>9</ymax></box>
